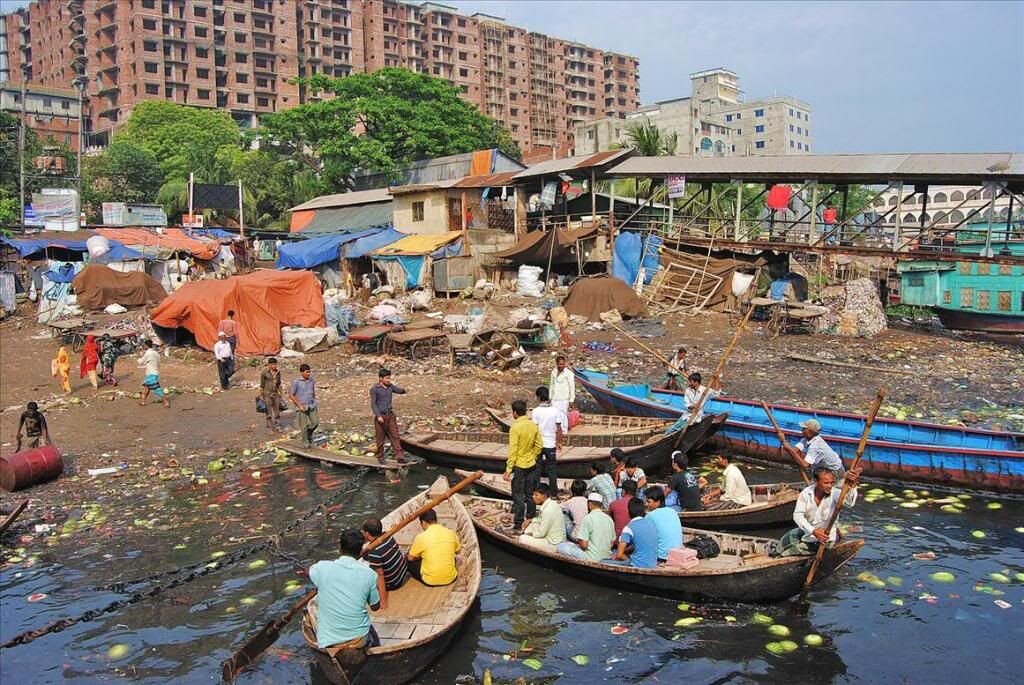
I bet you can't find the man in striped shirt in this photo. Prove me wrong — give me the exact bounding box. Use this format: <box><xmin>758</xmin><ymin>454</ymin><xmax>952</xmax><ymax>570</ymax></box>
<box><xmin>361</xmin><ymin>518</ymin><xmax>410</xmax><ymax>610</ymax></box>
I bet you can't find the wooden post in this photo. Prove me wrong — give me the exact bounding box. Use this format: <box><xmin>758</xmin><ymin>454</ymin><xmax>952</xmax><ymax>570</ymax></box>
<box><xmin>892</xmin><ymin>181</ymin><xmax>904</xmax><ymax>251</ymax></box>
<box><xmin>608</xmin><ymin>180</ymin><xmax>616</xmax><ymax>262</ymax></box>
<box><xmin>460</xmin><ymin>190</ymin><xmax>468</xmax><ymax>241</ymax></box>
<box><xmin>590</xmin><ymin>168</ymin><xmax>597</xmax><ymax>225</ymax></box>
<box><xmin>808</xmin><ymin>180</ymin><xmax>818</xmax><ymax>245</ymax></box>
<box><xmin>238</xmin><ymin>179</ymin><xmax>245</xmax><ymax>238</ymax></box>
<box><xmin>733</xmin><ymin>178</ymin><xmax>743</xmax><ymax>241</ymax></box>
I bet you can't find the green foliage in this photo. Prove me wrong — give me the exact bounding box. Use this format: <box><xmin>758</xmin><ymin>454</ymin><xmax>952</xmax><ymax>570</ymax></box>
<box><xmin>117</xmin><ymin>101</ymin><xmax>240</xmax><ymax>181</ymax></box>
<box><xmin>623</xmin><ymin>119</ymin><xmax>678</xmax><ymax>156</ymax></box>
<box><xmin>817</xmin><ymin>184</ymin><xmax>876</xmax><ymax>219</ymax></box>
<box><xmin>81</xmin><ymin>140</ymin><xmax>163</xmax><ymax>219</ymax></box>
<box><xmin>260</xmin><ymin>68</ymin><xmax>519</xmax><ymax>190</ymax></box>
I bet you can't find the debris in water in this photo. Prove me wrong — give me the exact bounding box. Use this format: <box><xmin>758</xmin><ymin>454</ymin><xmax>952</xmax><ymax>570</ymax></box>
<box><xmin>571</xmin><ymin>655</ymin><xmax>590</xmax><ymax>666</ymax></box>
<box><xmin>752</xmin><ymin>612</ymin><xmax>774</xmax><ymax>625</ymax></box>
<box><xmin>522</xmin><ymin>658</ymin><xmax>542</xmax><ymax>671</ymax></box>
<box><xmin>765</xmin><ymin>640</ymin><xmax>799</xmax><ymax>655</ymax></box>
<box><xmin>989</xmin><ymin>572</ymin><xmax>1011</xmax><ymax>584</ymax></box>
<box><xmin>803</xmin><ymin>634</ymin><xmax>824</xmax><ymax>647</ymax></box>
<box><xmin>971</xmin><ymin>530</ymin><xmax>987</xmax><ymax>539</ymax></box>
<box><xmin>994</xmin><ymin>600</ymin><xmax>1011</xmax><ymax>609</ymax></box>
<box><xmin>913</xmin><ymin>551</ymin><xmax>937</xmax><ymax>561</ymax></box>
<box><xmin>27</xmin><ymin>593</ymin><xmax>47</xmax><ymax>602</ymax></box>
<box><xmin>610</xmin><ymin>625</ymin><xmax>629</xmax><ymax>635</ymax></box>
<box><xmin>106</xmin><ymin>644</ymin><xmax>130</xmax><ymax>660</ymax></box>
<box><xmin>986</xmin><ymin>502</ymin><xmax>1003</xmax><ymax>510</ymax></box>
<box><xmin>674</xmin><ymin>617</ymin><xmax>703</xmax><ymax>627</ymax></box>
<box><xmin>930</xmin><ymin>572</ymin><xmax>956</xmax><ymax>583</ymax></box>
<box><xmin>767</xmin><ymin>625</ymin><xmax>791</xmax><ymax>637</ymax></box>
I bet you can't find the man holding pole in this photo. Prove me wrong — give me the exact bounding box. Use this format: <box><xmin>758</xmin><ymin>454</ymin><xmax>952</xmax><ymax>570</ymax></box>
<box><xmin>781</xmin><ymin>419</ymin><xmax>846</xmax><ymax>480</ymax></box>
<box><xmin>776</xmin><ymin>466</ymin><xmax>861</xmax><ymax>557</ymax></box>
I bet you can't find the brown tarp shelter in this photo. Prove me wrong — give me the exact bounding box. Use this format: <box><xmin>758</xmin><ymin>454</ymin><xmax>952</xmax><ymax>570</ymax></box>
<box><xmin>150</xmin><ymin>270</ymin><xmax>325</xmax><ymax>355</ymax></box>
<box><xmin>561</xmin><ymin>275</ymin><xmax>648</xmax><ymax>322</ymax></box>
<box><xmin>491</xmin><ymin>225</ymin><xmax>598</xmax><ymax>264</ymax></box>
<box><xmin>72</xmin><ymin>264</ymin><xmax>167</xmax><ymax>310</ymax></box>
<box><xmin>657</xmin><ymin>245</ymin><xmax>788</xmax><ymax>312</ymax></box>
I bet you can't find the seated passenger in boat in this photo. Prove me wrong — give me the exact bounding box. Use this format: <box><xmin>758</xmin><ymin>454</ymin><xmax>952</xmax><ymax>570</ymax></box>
<box><xmin>361</xmin><ymin>517</ymin><xmax>410</xmax><ymax>611</ymax></box>
<box><xmin>776</xmin><ymin>466</ymin><xmax>861</xmax><ymax>557</ymax></box>
<box><xmin>608</xmin><ymin>480</ymin><xmax>638</xmax><ymax>540</ymax></box>
<box><xmin>561</xmin><ymin>479</ymin><xmax>590</xmax><ymax>540</ymax></box>
<box><xmin>783</xmin><ymin>418</ymin><xmax>846</xmax><ymax>479</ymax></box>
<box><xmin>620</xmin><ymin>458</ymin><xmax>648</xmax><ymax>492</ymax></box>
<box><xmin>665</xmin><ymin>451</ymin><xmax>703</xmax><ymax>512</ymax></box>
<box><xmin>701</xmin><ymin>454</ymin><xmax>753</xmax><ymax>510</ymax></box>
<box><xmin>610</xmin><ymin>448</ymin><xmax>627</xmax><ymax>488</ymax></box>
<box><xmin>556</xmin><ymin>493</ymin><xmax>617</xmax><ymax>561</ymax></box>
<box><xmin>309</xmin><ymin>529</ymin><xmax>382</xmax><ymax>649</ymax></box>
<box><xmin>586</xmin><ymin>462</ymin><xmax>617</xmax><ymax>508</ymax></box>
<box><xmin>644</xmin><ymin>486</ymin><xmax>683</xmax><ymax>563</ymax></box>
<box><xmin>604</xmin><ymin>497</ymin><xmax>659</xmax><ymax>568</ymax></box>
<box><xmin>407</xmin><ymin>509</ymin><xmax>460</xmax><ymax>586</ymax></box>
<box><xmin>518</xmin><ymin>483</ymin><xmax>567</xmax><ymax>553</ymax></box>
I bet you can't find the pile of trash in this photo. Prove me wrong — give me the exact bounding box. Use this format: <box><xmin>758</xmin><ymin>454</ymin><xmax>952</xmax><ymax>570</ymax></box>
<box><xmin>821</xmin><ymin>278</ymin><xmax>887</xmax><ymax>337</ymax></box>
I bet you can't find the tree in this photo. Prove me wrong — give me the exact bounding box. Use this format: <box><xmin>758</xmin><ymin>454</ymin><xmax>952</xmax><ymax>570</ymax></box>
<box><xmin>623</xmin><ymin>119</ymin><xmax>678</xmax><ymax>156</ymax></box>
<box><xmin>81</xmin><ymin>140</ymin><xmax>163</xmax><ymax>218</ymax></box>
<box><xmin>117</xmin><ymin>101</ymin><xmax>241</xmax><ymax>181</ymax></box>
<box><xmin>259</xmin><ymin>68</ymin><xmax>520</xmax><ymax>191</ymax></box>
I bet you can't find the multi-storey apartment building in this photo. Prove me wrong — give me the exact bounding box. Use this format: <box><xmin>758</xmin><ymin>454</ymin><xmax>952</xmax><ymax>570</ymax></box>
<box><xmin>574</xmin><ymin>68</ymin><xmax>810</xmax><ymax>158</ymax></box>
<box><xmin>0</xmin><ymin>81</ymin><xmax>82</xmax><ymax>149</ymax></box>
<box><xmin>1</xmin><ymin>0</ymin><xmax>639</xmax><ymax>156</ymax></box>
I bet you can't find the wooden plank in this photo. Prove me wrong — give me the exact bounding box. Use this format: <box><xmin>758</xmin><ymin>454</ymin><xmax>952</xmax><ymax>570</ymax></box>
<box><xmin>279</xmin><ymin>441</ymin><xmax>409</xmax><ymax>470</ymax></box>
<box><xmin>0</xmin><ymin>500</ymin><xmax>29</xmax><ymax>536</ymax></box>
<box><xmin>373</xmin><ymin>622</ymin><xmax>402</xmax><ymax>639</ymax></box>
<box><xmin>389</xmin><ymin>623</ymin><xmax>416</xmax><ymax>641</ymax></box>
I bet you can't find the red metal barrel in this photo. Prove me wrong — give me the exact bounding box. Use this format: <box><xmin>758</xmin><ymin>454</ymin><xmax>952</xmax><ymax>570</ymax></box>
<box><xmin>0</xmin><ymin>444</ymin><xmax>64</xmax><ymax>492</ymax></box>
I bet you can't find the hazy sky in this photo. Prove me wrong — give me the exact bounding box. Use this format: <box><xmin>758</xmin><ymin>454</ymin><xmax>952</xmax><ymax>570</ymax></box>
<box><xmin>4</xmin><ymin>0</ymin><xmax>1022</xmax><ymax>153</ymax></box>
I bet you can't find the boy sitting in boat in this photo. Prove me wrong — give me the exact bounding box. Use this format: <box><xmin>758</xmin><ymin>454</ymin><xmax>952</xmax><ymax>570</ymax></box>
<box><xmin>361</xmin><ymin>518</ymin><xmax>410</xmax><ymax>611</ymax></box>
<box><xmin>776</xmin><ymin>466</ymin><xmax>861</xmax><ymax>557</ymax></box>
<box><xmin>309</xmin><ymin>529</ymin><xmax>382</xmax><ymax>649</ymax></box>
<box><xmin>518</xmin><ymin>483</ymin><xmax>567</xmax><ymax>553</ymax></box>
<box><xmin>560</xmin><ymin>479</ymin><xmax>590</xmax><ymax>540</ymax></box>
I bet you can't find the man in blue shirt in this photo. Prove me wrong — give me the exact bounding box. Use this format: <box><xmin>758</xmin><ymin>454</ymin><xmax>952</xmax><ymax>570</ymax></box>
<box><xmin>604</xmin><ymin>498</ymin><xmax>658</xmax><ymax>568</ymax></box>
<box><xmin>309</xmin><ymin>529</ymin><xmax>382</xmax><ymax>649</ymax></box>
<box><xmin>644</xmin><ymin>486</ymin><xmax>683</xmax><ymax>562</ymax></box>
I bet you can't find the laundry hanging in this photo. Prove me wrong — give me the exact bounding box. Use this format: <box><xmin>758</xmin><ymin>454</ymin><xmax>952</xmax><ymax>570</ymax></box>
<box><xmin>766</xmin><ymin>184</ymin><xmax>793</xmax><ymax>210</ymax></box>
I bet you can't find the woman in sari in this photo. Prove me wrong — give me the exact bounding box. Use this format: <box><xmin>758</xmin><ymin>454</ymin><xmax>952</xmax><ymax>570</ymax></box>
<box><xmin>80</xmin><ymin>335</ymin><xmax>100</xmax><ymax>390</ymax></box>
<box><xmin>99</xmin><ymin>334</ymin><xmax>119</xmax><ymax>386</ymax></box>
<box><xmin>53</xmin><ymin>346</ymin><xmax>71</xmax><ymax>393</ymax></box>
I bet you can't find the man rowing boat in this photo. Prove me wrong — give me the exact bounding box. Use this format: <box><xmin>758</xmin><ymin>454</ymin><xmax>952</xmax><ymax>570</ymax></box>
<box><xmin>776</xmin><ymin>466</ymin><xmax>861</xmax><ymax>557</ymax></box>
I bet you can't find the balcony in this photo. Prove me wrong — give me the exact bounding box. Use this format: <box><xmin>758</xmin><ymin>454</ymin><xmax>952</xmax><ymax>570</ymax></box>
<box><xmin>97</xmin><ymin>83</ymin><xmax>120</xmax><ymax>96</ymax></box>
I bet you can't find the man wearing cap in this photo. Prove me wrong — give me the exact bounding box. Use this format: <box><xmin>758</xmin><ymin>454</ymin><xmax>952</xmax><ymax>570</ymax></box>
<box><xmin>213</xmin><ymin>331</ymin><xmax>235</xmax><ymax>390</ymax></box>
<box><xmin>556</xmin><ymin>492</ymin><xmax>617</xmax><ymax>561</ymax></box>
<box><xmin>781</xmin><ymin>418</ymin><xmax>846</xmax><ymax>479</ymax></box>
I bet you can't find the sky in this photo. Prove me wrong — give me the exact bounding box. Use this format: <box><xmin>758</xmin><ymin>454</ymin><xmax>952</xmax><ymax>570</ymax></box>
<box><xmin>4</xmin><ymin>0</ymin><xmax>1022</xmax><ymax>153</ymax></box>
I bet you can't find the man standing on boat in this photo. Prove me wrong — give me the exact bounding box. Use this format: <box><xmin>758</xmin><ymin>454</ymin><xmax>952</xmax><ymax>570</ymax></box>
<box><xmin>531</xmin><ymin>386</ymin><xmax>565</xmax><ymax>493</ymax></box>
<box><xmin>309</xmin><ymin>528</ymin><xmax>382</xmax><ymax>649</ymax></box>
<box><xmin>683</xmin><ymin>372</ymin><xmax>719</xmax><ymax>423</ymax></box>
<box><xmin>549</xmin><ymin>354</ymin><xmax>576</xmax><ymax>417</ymax></box>
<box><xmin>663</xmin><ymin>347</ymin><xmax>688</xmax><ymax>390</ymax></box>
<box><xmin>370</xmin><ymin>368</ymin><xmax>408</xmax><ymax>464</ymax></box>
<box><xmin>776</xmin><ymin>466</ymin><xmax>861</xmax><ymax>557</ymax></box>
<box><xmin>781</xmin><ymin>418</ymin><xmax>846</xmax><ymax>480</ymax></box>
<box><xmin>504</xmin><ymin>400</ymin><xmax>543</xmax><ymax>534</ymax></box>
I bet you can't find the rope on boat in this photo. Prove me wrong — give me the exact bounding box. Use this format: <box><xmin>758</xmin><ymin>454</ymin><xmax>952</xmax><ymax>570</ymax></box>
<box><xmin>0</xmin><ymin>469</ymin><xmax>370</xmax><ymax>650</ymax></box>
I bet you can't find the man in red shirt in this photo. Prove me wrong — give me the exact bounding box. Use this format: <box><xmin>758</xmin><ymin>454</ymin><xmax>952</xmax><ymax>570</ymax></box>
<box><xmin>608</xmin><ymin>479</ymin><xmax>638</xmax><ymax>541</ymax></box>
<box><xmin>822</xmin><ymin>204</ymin><xmax>839</xmax><ymax>243</ymax></box>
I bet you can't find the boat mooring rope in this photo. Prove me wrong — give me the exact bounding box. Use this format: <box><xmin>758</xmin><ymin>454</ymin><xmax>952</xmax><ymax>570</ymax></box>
<box><xmin>1</xmin><ymin>469</ymin><xmax>369</xmax><ymax>649</ymax></box>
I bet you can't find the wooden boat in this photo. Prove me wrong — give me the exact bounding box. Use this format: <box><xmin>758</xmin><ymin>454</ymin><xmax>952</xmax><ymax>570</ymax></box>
<box><xmin>465</xmin><ymin>495</ymin><xmax>863</xmax><ymax>603</ymax></box>
<box><xmin>280</xmin><ymin>440</ymin><xmax>414</xmax><ymax>471</ymax></box>
<box><xmin>575</xmin><ymin>369</ymin><xmax>1024</xmax><ymax>493</ymax></box>
<box><xmin>403</xmin><ymin>414</ymin><xmax>724</xmax><ymax>478</ymax></box>
<box><xmin>455</xmin><ymin>469</ymin><xmax>800</xmax><ymax>529</ymax></box>
<box><xmin>484</xmin><ymin>407</ymin><xmax>673</xmax><ymax>437</ymax></box>
<box><xmin>935</xmin><ymin>305</ymin><xmax>1024</xmax><ymax>334</ymax></box>
<box><xmin>301</xmin><ymin>476</ymin><xmax>481</xmax><ymax>685</ymax></box>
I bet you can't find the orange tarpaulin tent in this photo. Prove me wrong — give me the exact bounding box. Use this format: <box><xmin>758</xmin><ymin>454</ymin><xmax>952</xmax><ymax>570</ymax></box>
<box><xmin>95</xmin><ymin>228</ymin><xmax>222</xmax><ymax>260</ymax></box>
<box><xmin>150</xmin><ymin>271</ymin><xmax>325</xmax><ymax>354</ymax></box>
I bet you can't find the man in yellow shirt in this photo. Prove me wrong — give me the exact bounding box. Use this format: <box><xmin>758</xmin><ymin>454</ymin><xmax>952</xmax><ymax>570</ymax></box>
<box><xmin>503</xmin><ymin>399</ymin><xmax>542</xmax><ymax>534</ymax></box>
<box><xmin>407</xmin><ymin>509</ymin><xmax>460</xmax><ymax>586</ymax></box>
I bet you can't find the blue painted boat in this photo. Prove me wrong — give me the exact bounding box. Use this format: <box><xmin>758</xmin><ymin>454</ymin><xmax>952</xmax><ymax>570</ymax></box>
<box><xmin>574</xmin><ymin>369</ymin><xmax>1024</xmax><ymax>493</ymax></box>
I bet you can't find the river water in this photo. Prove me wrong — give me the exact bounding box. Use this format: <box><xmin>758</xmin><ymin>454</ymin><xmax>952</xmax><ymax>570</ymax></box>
<box><xmin>1</xmin><ymin>458</ymin><xmax>1021</xmax><ymax>684</ymax></box>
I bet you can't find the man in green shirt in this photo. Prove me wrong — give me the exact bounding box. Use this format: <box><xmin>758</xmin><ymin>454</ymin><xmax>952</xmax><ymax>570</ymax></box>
<box><xmin>517</xmin><ymin>483</ymin><xmax>566</xmax><ymax>553</ymax></box>
<box><xmin>503</xmin><ymin>400</ymin><xmax>542</xmax><ymax>534</ymax></box>
<box><xmin>556</xmin><ymin>493</ymin><xmax>617</xmax><ymax>561</ymax></box>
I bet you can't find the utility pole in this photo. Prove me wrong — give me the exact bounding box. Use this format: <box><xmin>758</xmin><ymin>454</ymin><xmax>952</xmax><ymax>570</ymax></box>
<box><xmin>18</xmin><ymin>66</ymin><xmax>27</xmax><ymax>230</ymax></box>
<box><xmin>74</xmin><ymin>77</ymin><xmax>86</xmax><ymax>199</ymax></box>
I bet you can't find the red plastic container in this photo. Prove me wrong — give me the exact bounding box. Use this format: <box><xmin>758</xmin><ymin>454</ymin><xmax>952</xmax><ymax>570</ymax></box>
<box><xmin>0</xmin><ymin>444</ymin><xmax>64</xmax><ymax>492</ymax></box>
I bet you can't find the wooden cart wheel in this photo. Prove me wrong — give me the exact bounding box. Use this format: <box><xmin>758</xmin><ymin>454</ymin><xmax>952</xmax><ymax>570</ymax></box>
<box><xmin>72</xmin><ymin>334</ymin><xmax>85</xmax><ymax>353</ymax></box>
<box><xmin>767</xmin><ymin>306</ymin><xmax>782</xmax><ymax>339</ymax></box>
<box><xmin>382</xmin><ymin>337</ymin><xmax>395</xmax><ymax>356</ymax></box>
<box><xmin>493</xmin><ymin>331</ymin><xmax>520</xmax><ymax>350</ymax></box>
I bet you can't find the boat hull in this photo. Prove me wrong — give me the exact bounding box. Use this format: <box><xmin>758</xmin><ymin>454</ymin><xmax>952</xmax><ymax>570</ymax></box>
<box><xmin>935</xmin><ymin>306</ymin><xmax>1024</xmax><ymax>334</ymax></box>
<box><xmin>575</xmin><ymin>370</ymin><xmax>1024</xmax><ymax>494</ymax></box>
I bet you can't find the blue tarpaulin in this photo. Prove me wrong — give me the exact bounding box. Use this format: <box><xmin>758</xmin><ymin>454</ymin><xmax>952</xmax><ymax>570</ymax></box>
<box><xmin>275</xmin><ymin>229</ymin><xmax>382</xmax><ymax>269</ymax></box>
<box><xmin>611</xmin><ymin>231</ymin><xmax>642</xmax><ymax>285</ymax></box>
<box><xmin>341</xmin><ymin>227</ymin><xmax>404</xmax><ymax>259</ymax></box>
<box><xmin>375</xmin><ymin>255</ymin><xmax>426</xmax><ymax>288</ymax></box>
<box><xmin>431</xmin><ymin>238</ymin><xmax>464</xmax><ymax>259</ymax></box>
<box><xmin>1</xmin><ymin>235</ymin><xmax>147</xmax><ymax>261</ymax></box>
<box><xmin>186</xmin><ymin>228</ymin><xmax>237</xmax><ymax>240</ymax></box>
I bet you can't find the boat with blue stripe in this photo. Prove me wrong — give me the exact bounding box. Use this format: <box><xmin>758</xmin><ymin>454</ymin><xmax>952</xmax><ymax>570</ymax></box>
<box><xmin>574</xmin><ymin>369</ymin><xmax>1024</xmax><ymax>493</ymax></box>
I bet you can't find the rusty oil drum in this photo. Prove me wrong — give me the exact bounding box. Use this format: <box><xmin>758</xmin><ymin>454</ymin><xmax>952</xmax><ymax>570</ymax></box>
<box><xmin>0</xmin><ymin>444</ymin><xmax>64</xmax><ymax>492</ymax></box>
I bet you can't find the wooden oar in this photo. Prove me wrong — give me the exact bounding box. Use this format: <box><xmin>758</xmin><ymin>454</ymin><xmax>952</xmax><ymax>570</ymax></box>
<box><xmin>760</xmin><ymin>401</ymin><xmax>811</xmax><ymax>485</ymax></box>
<box><xmin>799</xmin><ymin>389</ymin><xmax>885</xmax><ymax>600</ymax></box>
<box><xmin>606</xmin><ymin>321</ymin><xmax>678</xmax><ymax>371</ymax></box>
<box><xmin>681</xmin><ymin>303</ymin><xmax>755</xmax><ymax>433</ymax></box>
<box><xmin>0</xmin><ymin>500</ymin><xmax>29</xmax><ymax>536</ymax></box>
<box><xmin>221</xmin><ymin>470</ymin><xmax>483</xmax><ymax>681</ymax></box>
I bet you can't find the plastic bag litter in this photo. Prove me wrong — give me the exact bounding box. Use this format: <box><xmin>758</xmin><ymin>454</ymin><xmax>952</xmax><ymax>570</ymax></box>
<box><xmin>104</xmin><ymin>303</ymin><xmax>127</xmax><ymax>315</ymax></box>
<box><xmin>516</xmin><ymin>265</ymin><xmax>544</xmax><ymax>297</ymax></box>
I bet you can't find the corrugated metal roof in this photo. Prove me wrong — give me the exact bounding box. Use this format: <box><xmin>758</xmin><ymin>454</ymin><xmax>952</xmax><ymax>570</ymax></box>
<box><xmin>289</xmin><ymin>187</ymin><xmax>391</xmax><ymax>212</ymax></box>
<box><xmin>606</xmin><ymin>153</ymin><xmax>1024</xmax><ymax>183</ymax></box>
<box><xmin>352</xmin><ymin>149</ymin><xmax>526</xmax><ymax>190</ymax></box>
<box><xmin>297</xmin><ymin>204</ymin><xmax>394</xmax><ymax>235</ymax></box>
<box><xmin>452</xmin><ymin>171</ymin><xmax>521</xmax><ymax>188</ymax></box>
<box><xmin>388</xmin><ymin>178</ymin><xmax>461</xmax><ymax>195</ymax></box>
<box><xmin>512</xmin><ymin>149</ymin><xmax>634</xmax><ymax>181</ymax></box>
<box><xmin>371</xmin><ymin>231</ymin><xmax>462</xmax><ymax>256</ymax></box>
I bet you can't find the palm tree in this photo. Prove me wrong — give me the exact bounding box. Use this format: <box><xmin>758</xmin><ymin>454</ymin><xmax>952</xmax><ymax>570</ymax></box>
<box><xmin>623</xmin><ymin>119</ymin><xmax>678</xmax><ymax>157</ymax></box>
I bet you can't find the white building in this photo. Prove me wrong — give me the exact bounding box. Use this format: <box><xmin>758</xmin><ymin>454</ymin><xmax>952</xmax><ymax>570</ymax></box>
<box><xmin>870</xmin><ymin>185</ymin><xmax>1015</xmax><ymax>228</ymax></box>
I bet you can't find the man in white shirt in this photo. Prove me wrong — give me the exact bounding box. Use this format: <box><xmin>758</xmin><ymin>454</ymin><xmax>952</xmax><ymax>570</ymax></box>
<box><xmin>137</xmin><ymin>339</ymin><xmax>169</xmax><ymax>407</ymax></box>
<box><xmin>531</xmin><ymin>385</ymin><xmax>566</xmax><ymax>493</ymax></box>
<box><xmin>683</xmin><ymin>372</ymin><xmax>719</xmax><ymax>423</ymax></box>
<box><xmin>781</xmin><ymin>418</ymin><xmax>846</xmax><ymax>480</ymax></box>
<box><xmin>702</xmin><ymin>454</ymin><xmax>752</xmax><ymax>510</ymax></box>
<box><xmin>776</xmin><ymin>466</ymin><xmax>860</xmax><ymax>557</ymax></box>
<box><xmin>549</xmin><ymin>354</ymin><xmax>575</xmax><ymax>417</ymax></box>
<box><xmin>213</xmin><ymin>332</ymin><xmax>235</xmax><ymax>390</ymax></box>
